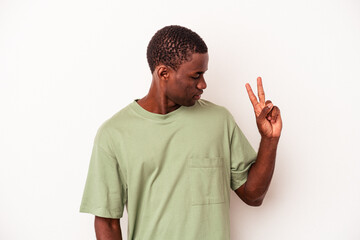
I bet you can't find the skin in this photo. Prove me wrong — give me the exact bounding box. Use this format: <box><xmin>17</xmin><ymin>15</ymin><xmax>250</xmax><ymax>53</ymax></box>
<box><xmin>136</xmin><ymin>53</ymin><xmax>209</xmax><ymax>114</ymax></box>
<box><xmin>94</xmin><ymin>53</ymin><xmax>282</xmax><ymax>238</ymax></box>
<box><xmin>94</xmin><ymin>53</ymin><xmax>209</xmax><ymax>240</ymax></box>
<box><xmin>235</xmin><ymin>77</ymin><xmax>282</xmax><ymax>206</ymax></box>
<box><xmin>94</xmin><ymin>216</ymin><xmax>122</xmax><ymax>240</ymax></box>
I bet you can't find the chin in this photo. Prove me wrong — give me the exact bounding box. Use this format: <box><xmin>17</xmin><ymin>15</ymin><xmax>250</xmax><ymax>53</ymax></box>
<box><xmin>183</xmin><ymin>100</ymin><xmax>196</xmax><ymax>107</ymax></box>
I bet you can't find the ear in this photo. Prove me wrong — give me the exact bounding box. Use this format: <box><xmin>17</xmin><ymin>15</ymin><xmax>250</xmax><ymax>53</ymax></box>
<box><xmin>155</xmin><ymin>65</ymin><xmax>171</xmax><ymax>82</ymax></box>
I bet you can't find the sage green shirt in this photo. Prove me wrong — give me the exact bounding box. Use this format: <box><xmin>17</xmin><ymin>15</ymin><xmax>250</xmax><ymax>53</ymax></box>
<box><xmin>80</xmin><ymin>99</ymin><xmax>256</xmax><ymax>240</ymax></box>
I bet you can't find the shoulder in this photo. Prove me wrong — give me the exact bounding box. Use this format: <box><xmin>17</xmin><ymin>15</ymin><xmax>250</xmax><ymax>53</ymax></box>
<box><xmin>94</xmin><ymin>102</ymin><xmax>134</xmax><ymax>143</ymax></box>
<box><xmin>197</xmin><ymin>99</ymin><xmax>235</xmax><ymax>121</ymax></box>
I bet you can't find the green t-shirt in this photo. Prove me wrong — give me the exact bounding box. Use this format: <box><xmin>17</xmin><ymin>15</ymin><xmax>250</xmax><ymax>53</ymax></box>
<box><xmin>80</xmin><ymin>99</ymin><xmax>256</xmax><ymax>240</ymax></box>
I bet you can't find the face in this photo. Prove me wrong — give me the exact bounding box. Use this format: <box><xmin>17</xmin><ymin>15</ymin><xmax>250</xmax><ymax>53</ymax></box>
<box><xmin>165</xmin><ymin>53</ymin><xmax>209</xmax><ymax>106</ymax></box>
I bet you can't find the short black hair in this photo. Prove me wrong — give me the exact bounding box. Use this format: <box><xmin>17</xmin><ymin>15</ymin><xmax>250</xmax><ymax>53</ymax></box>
<box><xmin>146</xmin><ymin>25</ymin><xmax>208</xmax><ymax>73</ymax></box>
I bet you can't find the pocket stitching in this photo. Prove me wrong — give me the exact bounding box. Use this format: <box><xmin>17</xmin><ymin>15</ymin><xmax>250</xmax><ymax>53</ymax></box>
<box><xmin>189</xmin><ymin>157</ymin><xmax>225</xmax><ymax>206</ymax></box>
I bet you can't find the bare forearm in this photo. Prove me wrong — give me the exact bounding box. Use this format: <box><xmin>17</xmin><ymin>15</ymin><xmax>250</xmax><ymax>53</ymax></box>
<box><xmin>244</xmin><ymin>137</ymin><xmax>279</xmax><ymax>202</ymax></box>
<box><xmin>239</xmin><ymin>77</ymin><xmax>282</xmax><ymax>206</ymax></box>
<box><xmin>95</xmin><ymin>216</ymin><xmax>122</xmax><ymax>240</ymax></box>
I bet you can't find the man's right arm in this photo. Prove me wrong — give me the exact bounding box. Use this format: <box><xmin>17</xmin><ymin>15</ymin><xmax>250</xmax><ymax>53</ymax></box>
<box><xmin>94</xmin><ymin>216</ymin><xmax>122</xmax><ymax>240</ymax></box>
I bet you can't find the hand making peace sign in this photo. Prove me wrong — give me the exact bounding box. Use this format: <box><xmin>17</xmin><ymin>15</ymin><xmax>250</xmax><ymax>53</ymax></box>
<box><xmin>245</xmin><ymin>77</ymin><xmax>282</xmax><ymax>139</ymax></box>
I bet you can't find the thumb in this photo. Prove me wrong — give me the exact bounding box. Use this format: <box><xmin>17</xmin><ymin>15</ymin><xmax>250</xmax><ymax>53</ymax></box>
<box><xmin>258</xmin><ymin>103</ymin><xmax>273</xmax><ymax>120</ymax></box>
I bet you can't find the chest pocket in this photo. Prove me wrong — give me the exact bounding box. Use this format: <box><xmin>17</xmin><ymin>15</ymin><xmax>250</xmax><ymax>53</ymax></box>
<box><xmin>189</xmin><ymin>157</ymin><xmax>225</xmax><ymax>205</ymax></box>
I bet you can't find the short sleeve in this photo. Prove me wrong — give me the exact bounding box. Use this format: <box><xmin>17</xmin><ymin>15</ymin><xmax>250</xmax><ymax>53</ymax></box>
<box><xmin>80</xmin><ymin>127</ymin><xmax>127</xmax><ymax>219</ymax></box>
<box><xmin>230</xmin><ymin>123</ymin><xmax>257</xmax><ymax>191</ymax></box>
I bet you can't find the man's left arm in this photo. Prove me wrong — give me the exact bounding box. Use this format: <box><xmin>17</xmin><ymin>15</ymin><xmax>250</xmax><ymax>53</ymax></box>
<box><xmin>235</xmin><ymin>77</ymin><xmax>282</xmax><ymax>206</ymax></box>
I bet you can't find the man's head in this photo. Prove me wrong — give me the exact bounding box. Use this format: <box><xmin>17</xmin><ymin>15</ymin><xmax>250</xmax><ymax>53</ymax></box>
<box><xmin>146</xmin><ymin>25</ymin><xmax>209</xmax><ymax>107</ymax></box>
<box><xmin>147</xmin><ymin>25</ymin><xmax>208</xmax><ymax>73</ymax></box>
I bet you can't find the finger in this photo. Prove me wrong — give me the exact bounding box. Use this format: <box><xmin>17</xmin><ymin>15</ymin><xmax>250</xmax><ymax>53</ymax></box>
<box><xmin>265</xmin><ymin>100</ymin><xmax>274</xmax><ymax>112</ymax></box>
<box><xmin>257</xmin><ymin>77</ymin><xmax>265</xmax><ymax>105</ymax></box>
<box><xmin>263</xmin><ymin>100</ymin><xmax>273</xmax><ymax>120</ymax></box>
<box><xmin>265</xmin><ymin>100</ymin><xmax>273</xmax><ymax>116</ymax></box>
<box><xmin>245</xmin><ymin>83</ymin><xmax>258</xmax><ymax>108</ymax></box>
<box><xmin>265</xmin><ymin>100</ymin><xmax>272</xmax><ymax>106</ymax></box>
<box><xmin>270</xmin><ymin>106</ymin><xmax>280</xmax><ymax>120</ymax></box>
<box><xmin>269</xmin><ymin>106</ymin><xmax>281</xmax><ymax>123</ymax></box>
<box><xmin>275</xmin><ymin>108</ymin><xmax>282</xmax><ymax>124</ymax></box>
<box><xmin>258</xmin><ymin>102</ymin><xmax>273</xmax><ymax>120</ymax></box>
<box><xmin>271</xmin><ymin>107</ymin><xmax>282</xmax><ymax>125</ymax></box>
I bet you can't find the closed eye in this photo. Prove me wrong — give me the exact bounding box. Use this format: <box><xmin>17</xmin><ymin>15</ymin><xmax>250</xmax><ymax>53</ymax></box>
<box><xmin>192</xmin><ymin>73</ymin><xmax>201</xmax><ymax>79</ymax></box>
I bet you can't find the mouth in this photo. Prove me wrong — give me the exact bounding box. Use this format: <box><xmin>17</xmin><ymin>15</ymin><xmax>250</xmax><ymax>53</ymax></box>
<box><xmin>194</xmin><ymin>91</ymin><xmax>203</xmax><ymax>96</ymax></box>
<box><xmin>193</xmin><ymin>93</ymin><xmax>202</xmax><ymax>100</ymax></box>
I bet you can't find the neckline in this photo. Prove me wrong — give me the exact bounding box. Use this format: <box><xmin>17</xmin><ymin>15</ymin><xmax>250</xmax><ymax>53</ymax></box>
<box><xmin>130</xmin><ymin>99</ymin><xmax>192</xmax><ymax>121</ymax></box>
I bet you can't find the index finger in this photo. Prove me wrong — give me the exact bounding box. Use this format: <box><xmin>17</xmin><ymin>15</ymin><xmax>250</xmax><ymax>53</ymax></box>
<box><xmin>257</xmin><ymin>77</ymin><xmax>265</xmax><ymax>104</ymax></box>
<box><xmin>245</xmin><ymin>83</ymin><xmax>258</xmax><ymax>108</ymax></box>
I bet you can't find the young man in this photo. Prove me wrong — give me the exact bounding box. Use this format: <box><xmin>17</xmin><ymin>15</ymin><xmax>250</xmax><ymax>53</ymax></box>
<box><xmin>80</xmin><ymin>25</ymin><xmax>282</xmax><ymax>240</ymax></box>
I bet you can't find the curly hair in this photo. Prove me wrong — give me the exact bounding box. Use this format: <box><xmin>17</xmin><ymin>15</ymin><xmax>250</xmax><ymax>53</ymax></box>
<box><xmin>146</xmin><ymin>25</ymin><xmax>208</xmax><ymax>73</ymax></box>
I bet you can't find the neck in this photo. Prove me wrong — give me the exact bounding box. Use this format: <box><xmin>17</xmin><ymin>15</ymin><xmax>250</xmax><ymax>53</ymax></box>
<box><xmin>137</xmin><ymin>80</ymin><xmax>180</xmax><ymax>115</ymax></box>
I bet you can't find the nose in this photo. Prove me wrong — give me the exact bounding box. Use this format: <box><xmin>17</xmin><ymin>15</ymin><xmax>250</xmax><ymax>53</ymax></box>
<box><xmin>197</xmin><ymin>76</ymin><xmax>207</xmax><ymax>90</ymax></box>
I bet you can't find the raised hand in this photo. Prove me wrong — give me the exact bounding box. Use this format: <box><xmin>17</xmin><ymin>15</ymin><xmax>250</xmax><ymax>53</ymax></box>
<box><xmin>245</xmin><ymin>77</ymin><xmax>282</xmax><ymax>139</ymax></box>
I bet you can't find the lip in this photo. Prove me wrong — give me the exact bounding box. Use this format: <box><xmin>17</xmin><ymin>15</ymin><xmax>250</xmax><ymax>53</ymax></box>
<box><xmin>193</xmin><ymin>94</ymin><xmax>201</xmax><ymax>100</ymax></box>
<box><xmin>193</xmin><ymin>90</ymin><xmax>203</xmax><ymax>100</ymax></box>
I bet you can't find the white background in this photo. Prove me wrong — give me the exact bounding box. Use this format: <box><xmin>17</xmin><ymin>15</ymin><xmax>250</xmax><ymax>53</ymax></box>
<box><xmin>1</xmin><ymin>0</ymin><xmax>359</xmax><ymax>239</ymax></box>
